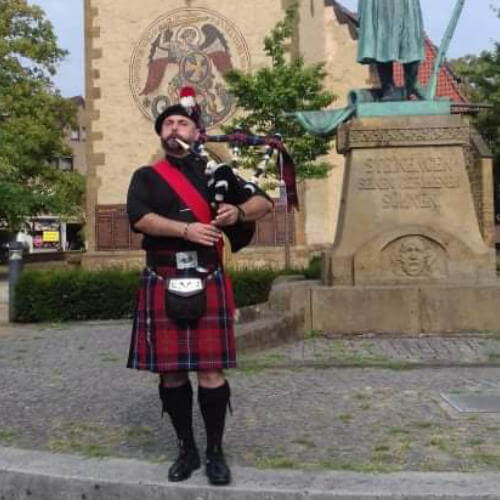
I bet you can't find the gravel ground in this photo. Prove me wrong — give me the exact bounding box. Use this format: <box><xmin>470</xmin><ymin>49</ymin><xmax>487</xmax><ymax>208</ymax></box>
<box><xmin>2</xmin><ymin>321</ymin><xmax>500</xmax><ymax>473</ymax></box>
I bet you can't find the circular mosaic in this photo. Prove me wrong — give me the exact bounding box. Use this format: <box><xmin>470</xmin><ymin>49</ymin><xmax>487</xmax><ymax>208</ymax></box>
<box><xmin>130</xmin><ymin>8</ymin><xmax>251</xmax><ymax>130</ymax></box>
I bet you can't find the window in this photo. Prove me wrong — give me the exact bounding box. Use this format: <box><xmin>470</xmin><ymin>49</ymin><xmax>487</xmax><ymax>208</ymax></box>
<box><xmin>70</xmin><ymin>128</ymin><xmax>80</xmax><ymax>141</ymax></box>
<box><xmin>59</xmin><ymin>156</ymin><xmax>74</xmax><ymax>172</ymax></box>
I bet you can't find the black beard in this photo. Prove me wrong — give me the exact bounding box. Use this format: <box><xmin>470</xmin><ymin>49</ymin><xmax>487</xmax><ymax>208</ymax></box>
<box><xmin>161</xmin><ymin>135</ymin><xmax>187</xmax><ymax>155</ymax></box>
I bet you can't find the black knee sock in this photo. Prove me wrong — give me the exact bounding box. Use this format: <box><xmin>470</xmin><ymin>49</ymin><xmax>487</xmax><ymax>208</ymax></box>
<box><xmin>198</xmin><ymin>381</ymin><xmax>230</xmax><ymax>455</ymax></box>
<box><xmin>159</xmin><ymin>381</ymin><xmax>196</xmax><ymax>448</ymax></box>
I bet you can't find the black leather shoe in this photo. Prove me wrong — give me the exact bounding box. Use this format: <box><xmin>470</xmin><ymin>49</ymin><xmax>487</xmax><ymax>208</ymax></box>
<box><xmin>168</xmin><ymin>445</ymin><xmax>200</xmax><ymax>482</ymax></box>
<box><xmin>205</xmin><ymin>451</ymin><xmax>231</xmax><ymax>485</ymax></box>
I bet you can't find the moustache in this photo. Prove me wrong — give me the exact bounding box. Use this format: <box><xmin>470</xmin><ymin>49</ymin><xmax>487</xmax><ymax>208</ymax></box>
<box><xmin>162</xmin><ymin>135</ymin><xmax>191</xmax><ymax>151</ymax></box>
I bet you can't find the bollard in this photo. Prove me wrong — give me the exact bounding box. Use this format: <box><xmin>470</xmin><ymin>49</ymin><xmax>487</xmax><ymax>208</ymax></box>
<box><xmin>8</xmin><ymin>241</ymin><xmax>24</xmax><ymax>322</ymax></box>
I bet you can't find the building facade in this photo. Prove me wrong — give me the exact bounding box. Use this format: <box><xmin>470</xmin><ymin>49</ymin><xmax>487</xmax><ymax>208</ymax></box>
<box><xmin>83</xmin><ymin>0</ymin><xmax>492</xmax><ymax>268</ymax></box>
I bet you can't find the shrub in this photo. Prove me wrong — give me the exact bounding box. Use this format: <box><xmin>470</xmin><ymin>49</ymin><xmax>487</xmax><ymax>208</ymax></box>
<box><xmin>14</xmin><ymin>260</ymin><xmax>321</xmax><ymax>323</ymax></box>
<box><xmin>303</xmin><ymin>255</ymin><xmax>322</xmax><ymax>280</ymax></box>
<box><xmin>228</xmin><ymin>268</ymin><xmax>286</xmax><ymax>308</ymax></box>
<box><xmin>15</xmin><ymin>268</ymin><xmax>140</xmax><ymax>323</ymax></box>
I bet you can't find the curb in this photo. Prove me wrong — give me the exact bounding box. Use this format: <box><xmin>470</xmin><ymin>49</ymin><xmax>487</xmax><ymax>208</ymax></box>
<box><xmin>1</xmin><ymin>447</ymin><xmax>500</xmax><ymax>499</ymax></box>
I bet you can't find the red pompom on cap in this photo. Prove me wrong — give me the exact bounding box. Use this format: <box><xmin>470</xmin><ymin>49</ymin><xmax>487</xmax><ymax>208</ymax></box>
<box><xmin>180</xmin><ymin>86</ymin><xmax>196</xmax><ymax>98</ymax></box>
<box><xmin>180</xmin><ymin>86</ymin><xmax>196</xmax><ymax>110</ymax></box>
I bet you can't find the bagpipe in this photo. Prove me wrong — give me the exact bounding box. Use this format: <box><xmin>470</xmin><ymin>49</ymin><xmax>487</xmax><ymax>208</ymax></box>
<box><xmin>177</xmin><ymin>131</ymin><xmax>298</xmax><ymax>209</ymax></box>
<box><xmin>174</xmin><ymin>131</ymin><xmax>298</xmax><ymax>252</ymax></box>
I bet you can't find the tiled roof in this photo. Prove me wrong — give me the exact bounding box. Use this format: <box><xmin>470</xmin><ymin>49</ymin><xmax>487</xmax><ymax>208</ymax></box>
<box><xmin>393</xmin><ymin>43</ymin><xmax>467</xmax><ymax>103</ymax></box>
<box><xmin>331</xmin><ymin>0</ymin><xmax>468</xmax><ymax>104</ymax></box>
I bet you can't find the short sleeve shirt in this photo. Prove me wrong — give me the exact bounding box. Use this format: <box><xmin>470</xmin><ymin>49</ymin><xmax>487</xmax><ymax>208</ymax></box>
<box><xmin>127</xmin><ymin>154</ymin><xmax>270</xmax><ymax>252</ymax></box>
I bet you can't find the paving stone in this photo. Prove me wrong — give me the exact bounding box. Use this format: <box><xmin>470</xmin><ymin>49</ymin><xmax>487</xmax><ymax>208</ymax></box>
<box><xmin>2</xmin><ymin>321</ymin><xmax>500</xmax><ymax>472</ymax></box>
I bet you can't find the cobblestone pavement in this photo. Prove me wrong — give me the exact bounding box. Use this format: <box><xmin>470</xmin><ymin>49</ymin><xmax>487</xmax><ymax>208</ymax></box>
<box><xmin>2</xmin><ymin>320</ymin><xmax>500</xmax><ymax>473</ymax></box>
<box><xmin>239</xmin><ymin>332</ymin><xmax>500</xmax><ymax>367</ymax></box>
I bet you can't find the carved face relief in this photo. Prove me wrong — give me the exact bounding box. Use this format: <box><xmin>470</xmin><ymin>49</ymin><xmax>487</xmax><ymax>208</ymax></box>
<box><xmin>391</xmin><ymin>236</ymin><xmax>439</xmax><ymax>278</ymax></box>
<box><xmin>129</xmin><ymin>8</ymin><xmax>251</xmax><ymax>130</ymax></box>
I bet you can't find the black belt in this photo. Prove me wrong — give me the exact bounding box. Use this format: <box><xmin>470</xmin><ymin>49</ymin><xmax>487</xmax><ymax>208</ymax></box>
<box><xmin>146</xmin><ymin>251</ymin><xmax>220</xmax><ymax>270</ymax></box>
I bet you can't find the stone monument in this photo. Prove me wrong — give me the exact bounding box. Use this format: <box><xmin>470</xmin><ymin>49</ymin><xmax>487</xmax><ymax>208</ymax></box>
<box><xmin>276</xmin><ymin>0</ymin><xmax>500</xmax><ymax>334</ymax></box>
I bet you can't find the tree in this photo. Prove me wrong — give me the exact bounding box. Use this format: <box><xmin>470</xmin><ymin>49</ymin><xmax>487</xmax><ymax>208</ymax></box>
<box><xmin>450</xmin><ymin>9</ymin><xmax>500</xmax><ymax>165</ymax></box>
<box><xmin>451</xmin><ymin>8</ymin><xmax>500</xmax><ymax>221</ymax></box>
<box><xmin>0</xmin><ymin>0</ymin><xmax>84</xmax><ymax>232</ymax></box>
<box><xmin>223</xmin><ymin>4</ymin><xmax>336</xmax><ymax>182</ymax></box>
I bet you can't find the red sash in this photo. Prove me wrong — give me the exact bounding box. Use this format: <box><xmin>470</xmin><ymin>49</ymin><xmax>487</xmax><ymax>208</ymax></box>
<box><xmin>153</xmin><ymin>160</ymin><xmax>223</xmax><ymax>259</ymax></box>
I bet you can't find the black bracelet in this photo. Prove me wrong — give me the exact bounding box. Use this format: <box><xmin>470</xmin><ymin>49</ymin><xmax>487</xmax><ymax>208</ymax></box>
<box><xmin>237</xmin><ymin>206</ymin><xmax>246</xmax><ymax>223</ymax></box>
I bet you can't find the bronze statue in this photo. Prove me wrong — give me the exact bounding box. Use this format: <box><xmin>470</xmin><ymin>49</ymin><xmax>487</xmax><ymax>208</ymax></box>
<box><xmin>357</xmin><ymin>0</ymin><xmax>425</xmax><ymax>101</ymax></box>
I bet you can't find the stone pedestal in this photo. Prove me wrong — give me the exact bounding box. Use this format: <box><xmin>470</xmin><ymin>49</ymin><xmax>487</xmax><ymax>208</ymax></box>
<box><xmin>324</xmin><ymin>115</ymin><xmax>496</xmax><ymax>287</ymax></box>
<box><xmin>277</xmin><ymin>114</ymin><xmax>500</xmax><ymax>335</ymax></box>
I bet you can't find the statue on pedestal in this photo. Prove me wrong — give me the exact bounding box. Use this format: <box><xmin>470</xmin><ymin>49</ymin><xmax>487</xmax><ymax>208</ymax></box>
<box><xmin>289</xmin><ymin>0</ymin><xmax>466</xmax><ymax>135</ymax></box>
<box><xmin>357</xmin><ymin>0</ymin><xmax>425</xmax><ymax>101</ymax></box>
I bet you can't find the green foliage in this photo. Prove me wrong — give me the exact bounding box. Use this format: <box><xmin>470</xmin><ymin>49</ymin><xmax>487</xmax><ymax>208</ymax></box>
<box><xmin>228</xmin><ymin>267</ymin><xmax>296</xmax><ymax>308</ymax></box>
<box><xmin>450</xmin><ymin>8</ymin><xmax>500</xmax><ymax>167</ymax></box>
<box><xmin>223</xmin><ymin>4</ymin><xmax>336</xmax><ymax>179</ymax></box>
<box><xmin>15</xmin><ymin>268</ymin><xmax>140</xmax><ymax>322</ymax></box>
<box><xmin>0</xmin><ymin>0</ymin><xmax>84</xmax><ymax>231</ymax></box>
<box><xmin>14</xmin><ymin>262</ymin><xmax>321</xmax><ymax>323</ymax></box>
<box><xmin>303</xmin><ymin>255</ymin><xmax>321</xmax><ymax>279</ymax></box>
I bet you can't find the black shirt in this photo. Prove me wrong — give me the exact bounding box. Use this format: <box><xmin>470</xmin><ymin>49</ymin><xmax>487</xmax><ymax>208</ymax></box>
<box><xmin>127</xmin><ymin>154</ymin><xmax>270</xmax><ymax>253</ymax></box>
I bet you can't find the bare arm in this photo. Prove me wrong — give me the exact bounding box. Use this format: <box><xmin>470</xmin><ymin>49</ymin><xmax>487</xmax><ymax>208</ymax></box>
<box><xmin>134</xmin><ymin>213</ymin><xmax>222</xmax><ymax>246</ymax></box>
<box><xmin>133</xmin><ymin>213</ymin><xmax>185</xmax><ymax>238</ymax></box>
<box><xmin>212</xmin><ymin>196</ymin><xmax>273</xmax><ymax>227</ymax></box>
<box><xmin>238</xmin><ymin>195</ymin><xmax>273</xmax><ymax>222</ymax></box>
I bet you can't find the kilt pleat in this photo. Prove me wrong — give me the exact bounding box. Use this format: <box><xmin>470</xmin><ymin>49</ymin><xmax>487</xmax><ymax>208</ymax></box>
<box><xmin>127</xmin><ymin>266</ymin><xmax>236</xmax><ymax>373</ymax></box>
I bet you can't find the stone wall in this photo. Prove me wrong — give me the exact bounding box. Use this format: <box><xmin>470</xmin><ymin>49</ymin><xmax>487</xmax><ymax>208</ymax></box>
<box><xmin>80</xmin><ymin>245</ymin><xmax>320</xmax><ymax>271</ymax></box>
<box><xmin>463</xmin><ymin>127</ymin><xmax>495</xmax><ymax>248</ymax></box>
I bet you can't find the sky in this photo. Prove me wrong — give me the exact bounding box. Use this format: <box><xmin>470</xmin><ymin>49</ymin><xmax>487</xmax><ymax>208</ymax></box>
<box><xmin>29</xmin><ymin>0</ymin><xmax>500</xmax><ymax>98</ymax></box>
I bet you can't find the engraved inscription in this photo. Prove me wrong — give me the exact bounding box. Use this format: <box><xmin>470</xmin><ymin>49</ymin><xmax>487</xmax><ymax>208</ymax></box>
<box><xmin>357</xmin><ymin>155</ymin><xmax>461</xmax><ymax>211</ymax></box>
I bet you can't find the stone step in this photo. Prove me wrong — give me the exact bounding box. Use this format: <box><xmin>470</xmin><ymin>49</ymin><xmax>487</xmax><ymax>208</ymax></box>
<box><xmin>235</xmin><ymin>311</ymin><xmax>303</xmax><ymax>353</ymax></box>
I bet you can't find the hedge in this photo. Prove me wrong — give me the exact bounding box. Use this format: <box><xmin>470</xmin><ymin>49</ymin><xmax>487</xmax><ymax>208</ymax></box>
<box><xmin>14</xmin><ymin>268</ymin><xmax>140</xmax><ymax>323</ymax></box>
<box><xmin>14</xmin><ymin>264</ymin><xmax>320</xmax><ymax>323</ymax></box>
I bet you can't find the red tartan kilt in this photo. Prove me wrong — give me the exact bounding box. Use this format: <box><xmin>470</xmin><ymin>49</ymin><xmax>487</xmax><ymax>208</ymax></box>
<box><xmin>127</xmin><ymin>266</ymin><xmax>237</xmax><ymax>373</ymax></box>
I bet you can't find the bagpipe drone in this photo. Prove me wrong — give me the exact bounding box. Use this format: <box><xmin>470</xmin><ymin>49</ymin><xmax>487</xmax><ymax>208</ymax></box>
<box><xmin>172</xmin><ymin>87</ymin><xmax>298</xmax><ymax>211</ymax></box>
<box><xmin>170</xmin><ymin>87</ymin><xmax>298</xmax><ymax>251</ymax></box>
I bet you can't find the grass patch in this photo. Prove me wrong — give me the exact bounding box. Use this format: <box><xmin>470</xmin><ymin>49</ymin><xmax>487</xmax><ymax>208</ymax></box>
<box><xmin>125</xmin><ymin>426</ymin><xmax>156</xmax><ymax>447</ymax></box>
<box><xmin>467</xmin><ymin>438</ymin><xmax>484</xmax><ymax>447</ymax></box>
<box><xmin>387</xmin><ymin>427</ymin><xmax>411</xmax><ymax>436</ymax></box>
<box><xmin>99</xmin><ymin>353</ymin><xmax>121</xmax><ymax>363</ymax></box>
<box><xmin>324</xmin><ymin>344</ymin><xmax>412</xmax><ymax>370</ymax></box>
<box><xmin>421</xmin><ymin>459</ymin><xmax>445</xmax><ymax>472</ymax></box>
<box><xmin>256</xmin><ymin>455</ymin><xmax>400</xmax><ymax>473</ymax></box>
<box><xmin>47</xmin><ymin>422</ymin><xmax>118</xmax><ymax>458</ymax></box>
<box><xmin>256</xmin><ymin>455</ymin><xmax>300</xmax><ymax>469</ymax></box>
<box><xmin>46</xmin><ymin>422</ymin><xmax>156</xmax><ymax>458</ymax></box>
<box><xmin>236</xmin><ymin>352</ymin><xmax>288</xmax><ymax>373</ymax></box>
<box><xmin>471</xmin><ymin>452</ymin><xmax>500</xmax><ymax>469</ymax></box>
<box><xmin>291</xmin><ymin>438</ymin><xmax>316</xmax><ymax>449</ymax></box>
<box><xmin>0</xmin><ymin>429</ymin><xmax>18</xmax><ymax>444</ymax></box>
<box><xmin>412</xmin><ymin>420</ymin><xmax>435</xmax><ymax>430</ymax></box>
<box><xmin>304</xmin><ymin>329</ymin><xmax>324</xmax><ymax>340</ymax></box>
<box><xmin>317</xmin><ymin>458</ymin><xmax>399</xmax><ymax>473</ymax></box>
<box><xmin>337</xmin><ymin>413</ymin><xmax>354</xmax><ymax>424</ymax></box>
<box><xmin>352</xmin><ymin>392</ymin><xmax>369</xmax><ymax>401</ymax></box>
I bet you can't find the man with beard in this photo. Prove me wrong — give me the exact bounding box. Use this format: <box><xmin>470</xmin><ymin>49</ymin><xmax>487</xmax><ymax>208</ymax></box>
<box><xmin>126</xmin><ymin>88</ymin><xmax>272</xmax><ymax>486</ymax></box>
<box><xmin>357</xmin><ymin>0</ymin><xmax>425</xmax><ymax>100</ymax></box>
